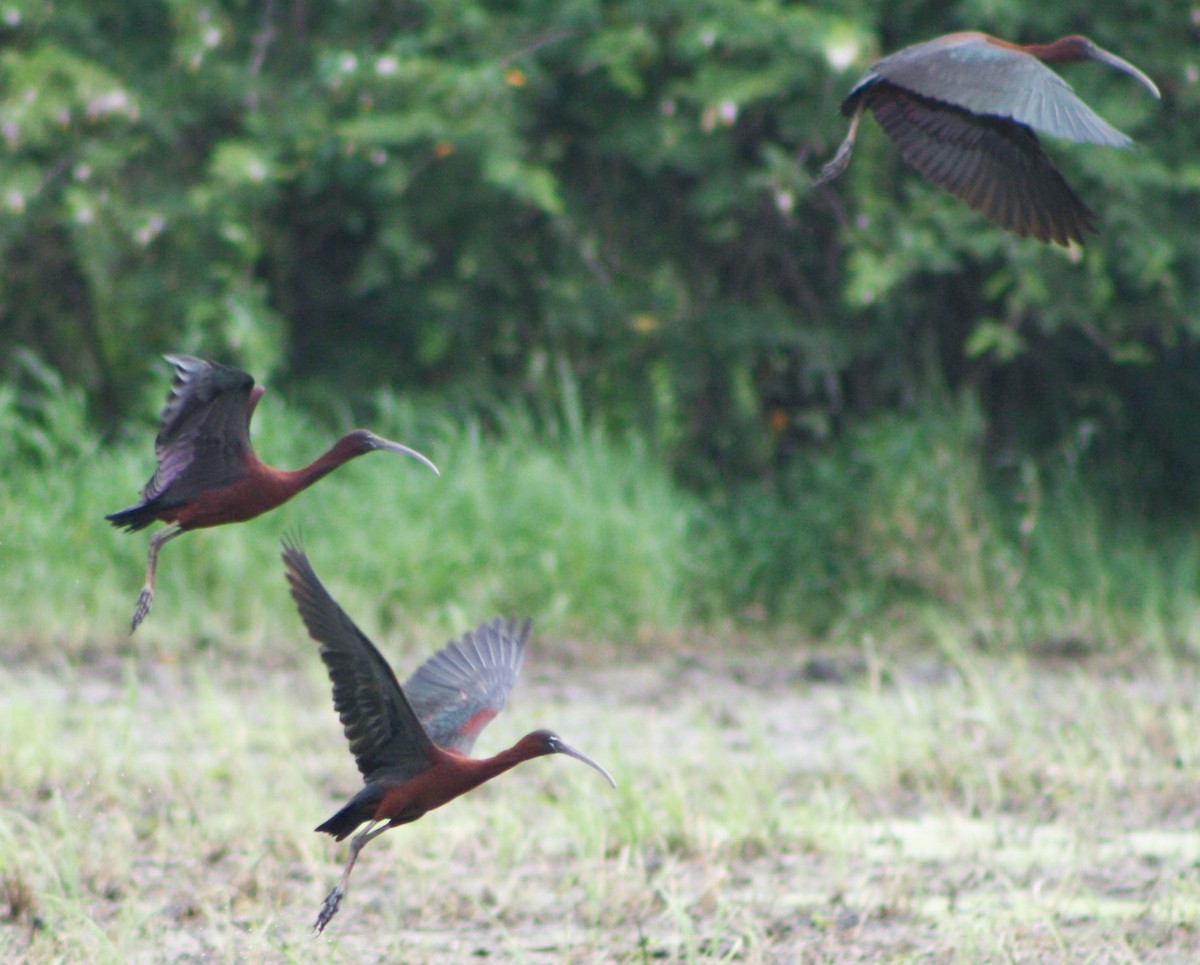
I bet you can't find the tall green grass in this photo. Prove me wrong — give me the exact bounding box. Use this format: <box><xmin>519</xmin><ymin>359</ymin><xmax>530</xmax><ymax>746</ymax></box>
<box><xmin>710</xmin><ymin>397</ymin><xmax>1200</xmax><ymax>656</ymax></box>
<box><xmin>2</xmin><ymin>362</ymin><xmax>1198</xmax><ymax>658</ymax></box>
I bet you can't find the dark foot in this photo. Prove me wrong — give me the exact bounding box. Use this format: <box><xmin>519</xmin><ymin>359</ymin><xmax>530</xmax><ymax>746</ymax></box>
<box><xmin>130</xmin><ymin>587</ymin><xmax>153</xmax><ymax>634</ymax></box>
<box><xmin>313</xmin><ymin>884</ymin><xmax>344</xmax><ymax>934</ymax></box>
<box><xmin>813</xmin><ymin>141</ymin><xmax>852</xmax><ymax>185</ymax></box>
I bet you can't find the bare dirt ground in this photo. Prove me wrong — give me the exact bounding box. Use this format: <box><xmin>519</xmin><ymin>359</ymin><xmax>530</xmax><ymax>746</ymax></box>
<box><xmin>2</xmin><ymin>636</ymin><xmax>1200</xmax><ymax>963</ymax></box>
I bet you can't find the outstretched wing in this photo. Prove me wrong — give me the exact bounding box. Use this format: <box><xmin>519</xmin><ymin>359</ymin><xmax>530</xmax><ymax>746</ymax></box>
<box><xmin>867</xmin><ymin>34</ymin><xmax>1133</xmax><ymax>147</ymax></box>
<box><xmin>282</xmin><ymin>540</ymin><xmax>435</xmax><ymax>784</ymax></box>
<box><xmin>142</xmin><ymin>355</ymin><xmax>259</xmax><ymax>503</ymax></box>
<box><xmin>405</xmin><ymin>617</ymin><xmax>529</xmax><ymax>756</ymax></box>
<box><xmin>866</xmin><ymin>84</ymin><xmax>1096</xmax><ymax>246</ymax></box>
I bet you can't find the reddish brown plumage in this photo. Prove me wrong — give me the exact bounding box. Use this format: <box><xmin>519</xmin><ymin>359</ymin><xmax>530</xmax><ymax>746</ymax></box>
<box><xmin>107</xmin><ymin>355</ymin><xmax>438</xmax><ymax>632</ymax></box>
<box><xmin>815</xmin><ymin>32</ymin><xmax>1159</xmax><ymax>245</ymax></box>
<box><xmin>281</xmin><ymin>541</ymin><xmax>615</xmax><ymax>933</ymax></box>
<box><xmin>371</xmin><ymin>738</ymin><xmax>549</xmax><ymax>824</ymax></box>
<box><xmin>155</xmin><ymin>435</ymin><xmax>380</xmax><ymax>529</ymax></box>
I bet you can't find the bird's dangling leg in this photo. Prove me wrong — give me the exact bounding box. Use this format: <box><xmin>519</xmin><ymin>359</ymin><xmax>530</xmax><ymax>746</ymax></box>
<box><xmin>130</xmin><ymin>525</ymin><xmax>184</xmax><ymax>633</ymax></box>
<box><xmin>314</xmin><ymin>820</ymin><xmax>391</xmax><ymax>934</ymax></box>
<box><xmin>814</xmin><ymin>106</ymin><xmax>864</xmax><ymax>185</ymax></box>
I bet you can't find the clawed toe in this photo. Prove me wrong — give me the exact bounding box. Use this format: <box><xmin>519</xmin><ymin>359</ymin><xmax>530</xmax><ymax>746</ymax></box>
<box><xmin>313</xmin><ymin>885</ymin><xmax>344</xmax><ymax>934</ymax></box>
<box><xmin>130</xmin><ymin>588</ymin><xmax>153</xmax><ymax>633</ymax></box>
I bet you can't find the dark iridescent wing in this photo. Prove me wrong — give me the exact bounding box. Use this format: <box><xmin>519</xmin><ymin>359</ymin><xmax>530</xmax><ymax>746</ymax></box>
<box><xmin>142</xmin><ymin>355</ymin><xmax>258</xmax><ymax>503</ymax></box>
<box><xmin>282</xmin><ymin>540</ymin><xmax>435</xmax><ymax>784</ymax></box>
<box><xmin>867</xmin><ymin>34</ymin><xmax>1133</xmax><ymax>147</ymax></box>
<box><xmin>867</xmin><ymin>84</ymin><xmax>1096</xmax><ymax>246</ymax></box>
<box><xmin>404</xmin><ymin>617</ymin><xmax>529</xmax><ymax>755</ymax></box>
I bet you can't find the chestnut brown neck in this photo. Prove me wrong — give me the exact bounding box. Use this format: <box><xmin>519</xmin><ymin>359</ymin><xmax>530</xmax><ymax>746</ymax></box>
<box><xmin>279</xmin><ymin>434</ymin><xmax>370</xmax><ymax>495</ymax></box>
<box><xmin>1022</xmin><ymin>35</ymin><xmax>1091</xmax><ymax>64</ymax></box>
<box><xmin>478</xmin><ymin>734</ymin><xmax>553</xmax><ymax>780</ymax></box>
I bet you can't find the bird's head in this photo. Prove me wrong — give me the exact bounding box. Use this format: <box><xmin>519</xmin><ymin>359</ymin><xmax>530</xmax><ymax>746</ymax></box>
<box><xmin>522</xmin><ymin>729</ymin><xmax>617</xmax><ymax>788</ymax></box>
<box><xmin>1051</xmin><ymin>36</ymin><xmax>1160</xmax><ymax>99</ymax></box>
<box><xmin>339</xmin><ymin>429</ymin><xmax>440</xmax><ymax>475</ymax></box>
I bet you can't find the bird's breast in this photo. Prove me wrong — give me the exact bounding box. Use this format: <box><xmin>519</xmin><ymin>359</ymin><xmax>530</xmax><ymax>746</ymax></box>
<box><xmin>373</xmin><ymin>754</ymin><xmax>493</xmax><ymax>821</ymax></box>
<box><xmin>172</xmin><ymin>470</ymin><xmax>297</xmax><ymax>528</ymax></box>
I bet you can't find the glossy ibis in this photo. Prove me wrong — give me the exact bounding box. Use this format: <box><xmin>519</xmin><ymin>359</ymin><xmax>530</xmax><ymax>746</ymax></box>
<box><xmin>815</xmin><ymin>33</ymin><xmax>1160</xmax><ymax>245</ymax></box>
<box><xmin>107</xmin><ymin>355</ymin><xmax>438</xmax><ymax>633</ymax></box>
<box><xmin>281</xmin><ymin>540</ymin><xmax>616</xmax><ymax>933</ymax></box>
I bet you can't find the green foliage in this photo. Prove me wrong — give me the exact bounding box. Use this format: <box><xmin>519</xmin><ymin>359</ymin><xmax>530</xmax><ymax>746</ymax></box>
<box><xmin>13</xmin><ymin>0</ymin><xmax>1197</xmax><ymax>498</ymax></box>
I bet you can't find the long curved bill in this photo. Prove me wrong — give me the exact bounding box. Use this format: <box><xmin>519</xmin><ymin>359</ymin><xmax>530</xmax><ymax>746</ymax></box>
<box><xmin>1090</xmin><ymin>44</ymin><xmax>1160</xmax><ymax>99</ymax></box>
<box><xmin>370</xmin><ymin>435</ymin><xmax>441</xmax><ymax>476</ymax></box>
<box><xmin>558</xmin><ymin>741</ymin><xmax>617</xmax><ymax>788</ymax></box>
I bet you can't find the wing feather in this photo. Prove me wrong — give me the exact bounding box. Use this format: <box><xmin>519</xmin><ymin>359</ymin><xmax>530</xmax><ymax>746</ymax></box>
<box><xmin>866</xmin><ymin>84</ymin><xmax>1096</xmax><ymax>245</ymax></box>
<box><xmin>282</xmin><ymin>540</ymin><xmax>435</xmax><ymax>784</ymax></box>
<box><xmin>142</xmin><ymin>355</ymin><xmax>258</xmax><ymax>503</ymax></box>
<box><xmin>405</xmin><ymin>617</ymin><xmax>529</xmax><ymax>755</ymax></box>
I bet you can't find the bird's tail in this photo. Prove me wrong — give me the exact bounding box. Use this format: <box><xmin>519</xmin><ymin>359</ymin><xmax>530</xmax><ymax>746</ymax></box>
<box><xmin>105</xmin><ymin>501</ymin><xmax>161</xmax><ymax>532</ymax></box>
<box><xmin>315</xmin><ymin>786</ymin><xmax>384</xmax><ymax>841</ymax></box>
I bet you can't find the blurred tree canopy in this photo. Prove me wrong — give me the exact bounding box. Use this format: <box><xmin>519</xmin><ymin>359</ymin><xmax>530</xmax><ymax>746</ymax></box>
<box><xmin>2</xmin><ymin>0</ymin><xmax>1198</xmax><ymax>497</ymax></box>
